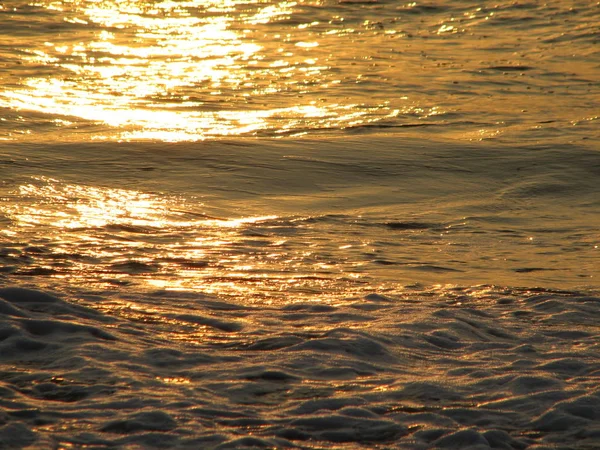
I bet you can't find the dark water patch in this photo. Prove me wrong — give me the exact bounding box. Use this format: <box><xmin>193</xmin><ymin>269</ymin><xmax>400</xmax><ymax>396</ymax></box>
<box><xmin>244</xmin><ymin>370</ymin><xmax>299</xmax><ymax>383</ymax></box>
<box><xmin>347</xmin><ymin>122</ymin><xmax>441</xmax><ymax>133</ymax></box>
<box><xmin>329</xmin><ymin>312</ymin><xmax>375</xmax><ymax>323</ymax></box>
<box><xmin>189</xmin><ymin>408</ymin><xmax>248</xmax><ymax>419</ymax></box>
<box><xmin>194</xmin><ymin>299</ymin><xmax>249</xmax><ymax>311</ymax></box>
<box><xmin>338</xmin><ymin>0</ymin><xmax>379</xmax><ymax>4</ymax></box>
<box><xmin>389</xmin><ymin>382</ymin><xmax>465</xmax><ymax>403</ymax></box>
<box><xmin>531</xmin><ymin>299</ymin><xmax>568</xmax><ymax>312</ymax></box>
<box><xmin>384</xmin><ymin>221</ymin><xmax>434</xmax><ymax>230</ymax></box>
<box><xmin>275</xmin><ymin>428</ymin><xmax>311</xmax><ymax>441</ymax></box>
<box><xmin>13</xmin><ymin>338</ymin><xmax>47</xmax><ymax>352</ymax></box>
<box><xmin>290</xmin><ymin>336</ymin><xmax>392</xmax><ymax>360</ymax></box>
<box><xmin>424</xmin><ymin>332</ymin><xmax>464</xmax><ymax>350</ymax></box>
<box><xmin>290</xmin><ymin>414</ymin><xmax>406</xmax><ymax>443</ymax></box>
<box><xmin>46</xmin><ymin>251</ymin><xmax>102</xmax><ymax>263</ymax></box>
<box><xmin>109</xmin><ymin>261</ymin><xmax>158</xmax><ymax>274</ymax></box>
<box><xmin>116</xmin><ymin>432</ymin><xmax>180</xmax><ymax>448</ymax></box>
<box><xmin>0</xmin><ymin>423</ymin><xmax>37</xmax><ymax>449</ymax></box>
<box><xmin>283</xmin><ymin>303</ymin><xmax>337</xmax><ymax>313</ymax></box>
<box><xmin>291</xmin><ymin>398</ymin><xmax>365</xmax><ymax>416</ymax></box>
<box><xmin>173</xmin><ymin>314</ymin><xmax>243</xmax><ymax>332</ymax></box>
<box><xmin>0</xmin><ymin>299</ymin><xmax>29</xmax><ymax>317</ymax></box>
<box><xmin>528</xmin><ymin>392</ymin><xmax>600</xmax><ymax>434</ymax></box>
<box><xmin>22</xmin><ymin>246</ymin><xmax>48</xmax><ymax>254</ymax></box>
<box><xmin>244</xmin><ymin>336</ymin><xmax>304</xmax><ymax>351</ymax></box>
<box><xmin>433</xmin><ymin>428</ymin><xmax>490</xmax><ymax>448</ymax></box>
<box><xmin>100</xmin><ymin>411</ymin><xmax>177</xmax><ymax>434</ymax></box>
<box><xmin>500</xmin><ymin>179</ymin><xmax>578</xmax><ymax>198</ymax></box>
<box><xmin>15</xmin><ymin>267</ymin><xmax>59</xmax><ymax>276</ymax></box>
<box><xmin>363</xmin><ymin>293</ymin><xmax>395</xmax><ymax>302</ymax></box>
<box><xmin>104</xmin><ymin>224</ymin><xmax>160</xmax><ymax>234</ymax></box>
<box><xmin>339</xmin><ymin>406</ymin><xmax>380</xmax><ymax>418</ymax></box>
<box><xmin>486</xmin><ymin>65</ymin><xmax>535</xmax><ymax>72</ymax></box>
<box><xmin>160</xmin><ymin>257</ymin><xmax>209</xmax><ymax>269</ymax></box>
<box><xmin>18</xmin><ymin>319</ymin><xmax>116</xmax><ymax>340</ymax></box>
<box><xmin>483</xmin><ymin>429</ymin><xmax>529</xmax><ymax>449</ymax></box>
<box><xmin>29</xmin><ymin>382</ymin><xmax>94</xmax><ymax>402</ymax></box>
<box><xmin>538</xmin><ymin>358</ymin><xmax>592</xmax><ymax>376</ymax></box>
<box><xmin>214</xmin><ymin>436</ymin><xmax>285</xmax><ymax>449</ymax></box>
<box><xmin>6</xmin><ymin>409</ymin><xmax>41</xmax><ymax>420</ymax></box>
<box><xmin>440</xmin><ymin>407</ymin><xmax>518</xmax><ymax>428</ymax></box>
<box><xmin>313</xmin><ymin>367</ymin><xmax>376</xmax><ymax>379</ymax></box>
<box><xmin>572</xmin><ymin>295</ymin><xmax>600</xmax><ymax>306</ymax></box>
<box><xmin>373</xmin><ymin>259</ymin><xmax>397</xmax><ymax>265</ymax></box>
<box><xmin>514</xmin><ymin>267</ymin><xmax>554</xmax><ymax>273</ymax></box>
<box><xmin>408</xmin><ymin>264</ymin><xmax>463</xmax><ymax>273</ymax></box>
<box><xmin>400</xmin><ymin>3</ymin><xmax>447</xmax><ymax>14</ymax></box>
<box><xmin>509</xmin><ymin>375</ymin><xmax>564</xmax><ymax>395</ymax></box>
<box><xmin>142</xmin><ymin>347</ymin><xmax>215</xmax><ymax>368</ymax></box>
<box><xmin>413</xmin><ymin>427</ymin><xmax>450</xmax><ymax>443</ymax></box>
<box><xmin>545</xmin><ymin>330</ymin><xmax>592</xmax><ymax>340</ymax></box>
<box><xmin>544</xmin><ymin>30</ymin><xmax>600</xmax><ymax>43</ymax></box>
<box><xmin>0</xmin><ymin>265</ymin><xmax>14</xmax><ymax>276</ymax></box>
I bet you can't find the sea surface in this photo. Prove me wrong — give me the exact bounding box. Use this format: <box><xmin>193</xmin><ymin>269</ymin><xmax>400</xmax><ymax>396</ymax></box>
<box><xmin>0</xmin><ymin>1</ymin><xmax>599</xmax><ymax>449</ymax></box>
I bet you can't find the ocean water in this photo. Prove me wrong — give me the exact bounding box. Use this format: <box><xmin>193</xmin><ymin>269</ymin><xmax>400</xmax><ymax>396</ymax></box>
<box><xmin>0</xmin><ymin>1</ymin><xmax>599</xmax><ymax>449</ymax></box>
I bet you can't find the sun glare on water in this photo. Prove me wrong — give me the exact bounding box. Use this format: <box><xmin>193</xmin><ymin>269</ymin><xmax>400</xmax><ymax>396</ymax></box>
<box><xmin>1</xmin><ymin>0</ymin><xmax>395</xmax><ymax>141</ymax></box>
<box><xmin>3</xmin><ymin>177</ymin><xmax>355</xmax><ymax>301</ymax></box>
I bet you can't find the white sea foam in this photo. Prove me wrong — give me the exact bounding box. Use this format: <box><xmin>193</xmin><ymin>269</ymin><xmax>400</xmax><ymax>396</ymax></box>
<box><xmin>0</xmin><ymin>285</ymin><xmax>599</xmax><ymax>448</ymax></box>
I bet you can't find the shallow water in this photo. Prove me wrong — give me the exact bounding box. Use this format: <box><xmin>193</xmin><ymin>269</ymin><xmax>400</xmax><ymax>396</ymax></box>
<box><xmin>1</xmin><ymin>137</ymin><xmax>599</xmax><ymax>299</ymax></box>
<box><xmin>1</xmin><ymin>284</ymin><xmax>600</xmax><ymax>449</ymax></box>
<box><xmin>0</xmin><ymin>0</ymin><xmax>599</xmax><ymax>449</ymax></box>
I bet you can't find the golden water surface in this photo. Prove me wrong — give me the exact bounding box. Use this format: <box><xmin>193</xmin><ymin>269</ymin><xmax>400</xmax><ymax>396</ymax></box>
<box><xmin>1</xmin><ymin>0</ymin><xmax>598</xmax><ymax>299</ymax></box>
<box><xmin>3</xmin><ymin>0</ymin><xmax>596</xmax><ymax>141</ymax></box>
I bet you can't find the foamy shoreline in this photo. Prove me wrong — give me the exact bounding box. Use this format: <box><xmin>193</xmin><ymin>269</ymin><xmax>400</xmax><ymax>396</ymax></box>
<box><xmin>1</xmin><ymin>285</ymin><xmax>599</xmax><ymax>449</ymax></box>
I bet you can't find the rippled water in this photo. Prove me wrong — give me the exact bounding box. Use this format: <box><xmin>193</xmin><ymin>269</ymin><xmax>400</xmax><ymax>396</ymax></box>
<box><xmin>0</xmin><ymin>1</ymin><xmax>599</xmax><ymax>449</ymax></box>
<box><xmin>1</xmin><ymin>0</ymin><xmax>598</xmax><ymax>141</ymax></box>
<box><xmin>1</xmin><ymin>138</ymin><xmax>599</xmax><ymax>301</ymax></box>
<box><xmin>0</xmin><ymin>0</ymin><xmax>599</xmax><ymax>337</ymax></box>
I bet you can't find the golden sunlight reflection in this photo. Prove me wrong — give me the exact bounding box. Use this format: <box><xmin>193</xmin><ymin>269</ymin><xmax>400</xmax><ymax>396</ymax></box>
<box><xmin>4</xmin><ymin>177</ymin><xmax>362</xmax><ymax>302</ymax></box>
<box><xmin>1</xmin><ymin>0</ymin><xmax>399</xmax><ymax>140</ymax></box>
<box><xmin>14</xmin><ymin>177</ymin><xmax>184</xmax><ymax>230</ymax></box>
<box><xmin>158</xmin><ymin>377</ymin><xmax>191</xmax><ymax>385</ymax></box>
